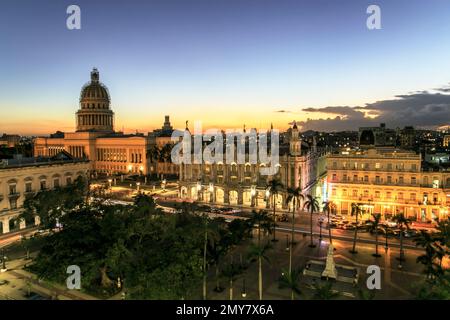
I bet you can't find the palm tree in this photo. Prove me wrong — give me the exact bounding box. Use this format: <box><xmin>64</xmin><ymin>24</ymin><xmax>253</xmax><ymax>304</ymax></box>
<box><xmin>349</xmin><ymin>203</ymin><xmax>363</xmax><ymax>254</ymax></box>
<box><xmin>414</xmin><ymin>230</ymin><xmax>445</xmax><ymax>280</ymax></box>
<box><xmin>266</xmin><ymin>178</ymin><xmax>284</xmax><ymax>242</ymax></box>
<box><xmin>247</xmin><ymin>241</ymin><xmax>271</xmax><ymax>300</ymax></box>
<box><xmin>392</xmin><ymin>213</ymin><xmax>411</xmax><ymax>264</ymax></box>
<box><xmin>201</xmin><ymin>215</ymin><xmax>221</xmax><ymax>300</ymax></box>
<box><xmin>286</xmin><ymin>187</ymin><xmax>304</xmax><ymax>272</ymax></box>
<box><xmin>303</xmin><ymin>195</ymin><xmax>320</xmax><ymax>248</ymax></box>
<box><xmin>368</xmin><ymin>213</ymin><xmax>382</xmax><ymax>257</ymax></box>
<box><xmin>322</xmin><ymin>200</ymin><xmax>336</xmax><ymax>245</ymax></box>
<box><xmin>221</xmin><ymin>259</ymin><xmax>241</xmax><ymax>300</ymax></box>
<box><xmin>278</xmin><ymin>268</ymin><xmax>302</xmax><ymax>300</ymax></box>
<box><xmin>249</xmin><ymin>210</ymin><xmax>273</xmax><ymax>243</ymax></box>
<box><xmin>312</xmin><ymin>281</ymin><xmax>339</xmax><ymax>300</ymax></box>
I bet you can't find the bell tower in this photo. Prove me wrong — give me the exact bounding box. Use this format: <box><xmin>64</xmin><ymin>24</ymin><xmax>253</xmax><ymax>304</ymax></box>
<box><xmin>290</xmin><ymin>121</ymin><xmax>301</xmax><ymax>156</ymax></box>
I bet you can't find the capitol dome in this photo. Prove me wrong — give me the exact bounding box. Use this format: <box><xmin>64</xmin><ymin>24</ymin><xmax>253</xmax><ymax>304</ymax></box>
<box><xmin>76</xmin><ymin>68</ymin><xmax>114</xmax><ymax>132</ymax></box>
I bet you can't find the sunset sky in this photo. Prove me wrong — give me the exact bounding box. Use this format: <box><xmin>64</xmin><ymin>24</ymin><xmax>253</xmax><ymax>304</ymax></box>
<box><xmin>1</xmin><ymin>0</ymin><xmax>450</xmax><ymax>135</ymax></box>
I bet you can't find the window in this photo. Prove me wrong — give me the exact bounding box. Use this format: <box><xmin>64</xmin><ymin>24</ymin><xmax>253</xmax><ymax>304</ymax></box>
<box><xmin>352</xmin><ymin>189</ymin><xmax>358</xmax><ymax>197</ymax></box>
<box><xmin>332</xmin><ymin>162</ymin><xmax>337</xmax><ymax>169</ymax></box>
<box><xmin>54</xmin><ymin>179</ymin><xmax>60</xmax><ymax>188</ymax></box>
<box><xmin>410</xmin><ymin>193</ymin><xmax>416</xmax><ymax>201</ymax></box>
<box><xmin>375</xmin><ymin>163</ymin><xmax>381</xmax><ymax>169</ymax></box>
<box><xmin>364</xmin><ymin>175</ymin><xmax>369</xmax><ymax>182</ymax></box>
<box><xmin>343</xmin><ymin>174</ymin><xmax>348</xmax><ymax>181</ymax></box>
<box><xmin>363</xmin><ymin>190</ymin><xmax>369</xmax><ymax>197</ymax></box>
<box><xmin>342</xmin><ymin>189</ymin><xmax>347</xmax><ymax>197</ymax></box>
<box><xmin>423</xmin><ymin>176</ymin><xmax>429</xmax><ymax>185</ymax></box>
<box><xmin>387</xmin><ymin>163</ymin><xmax>392</xmax><ymax>170</ymax></box>
<box><xmin>375</xmin><ymin>176</ymin><xmax>381</xmax><ymax>183</ymax></box>
<box><xmin>332</xmin><ymin>188</ymin><xmax>337</xmax><ymax>196</ymax></box>
<box><xmin>353</xmin><ymin>175</ymin><xmax>358</xmax><ymax>182</ymax></box>
<box><xmin>66</xmin><ymin>177</ymin><xmax>72</xmax><ymax>185</ymax></box>
<box><xmin>40</xmin><ymin>180</ymin><xmax>46</xmax><ymax>190</ymax></box>
<box><xmin>354</xmin><ymin>162</ymin><xmax>358</xmax><ymax>169</ymax></box>
<box><xmin>9</xmin><ymin>184</ymin><xmax>16</xmax><ymax>195</ymax></box>
<box><xmin>332</xmin><ymin>174</ymin><xmax>337</xmax><ymax>181</ymax></box>
<box><xmin>411</xmin><ymin>177</ymin><xmax>417</xmax><ymax>185</ymax></box>
<box><xmin>398</xmin><ymin>192</ymin><xmax>403</xmax><ymax>199</ymax></box>
<box><xmin>411</xmin><ymin>164</ymin><xmax>417</xmax><ymax>171</ymax></box>
<box><xmin>9</xmin><ymin>199</ymin><xmax>17</xmax><ymax>209</ymax></box>
<box><xmin>387</xmin><ymin>176</ymin><xmax>392</xmax><ymax>183</ymax></box>
<box><xmin>386</xmin><ymin>192</ymin><xmax>392</xmax><ymax>199</ymax></box>
<box><xmin>25</xmin><ymin>182</ymin><xmax>32</xmax><ymax>193</ymax></box>
<box><xmin>399</xmin><ymin>176</ymin><xmax>404</xmax><ymax>184</ymax></box>
<box><xmin>375</xmin><ymin>191</ymin><xmax>380</xmax><ymax>198</ymax></box>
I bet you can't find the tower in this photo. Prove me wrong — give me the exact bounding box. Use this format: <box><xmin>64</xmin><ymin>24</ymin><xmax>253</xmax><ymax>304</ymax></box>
<box><xmin>290</xmin><ymin>121</ymin><xmax>301</xmax><ymax>156</ymax></box>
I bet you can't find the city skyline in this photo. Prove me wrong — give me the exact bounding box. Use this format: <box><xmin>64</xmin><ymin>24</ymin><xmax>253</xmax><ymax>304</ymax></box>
<box><xmin>1</xmin><ymin>0</ymin><xmax>450</xmax><ymax>135</ymax></box>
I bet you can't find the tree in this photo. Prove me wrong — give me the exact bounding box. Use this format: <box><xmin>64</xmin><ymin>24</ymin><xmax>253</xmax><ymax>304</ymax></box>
<box><xmin>322</xmin><ymin>200</ymin><xmax>336</xmax><ymax>245</ymax></box>
<box><xmin>368</xmin><ymin>213</ymin><xmax>382</xmax><ymax>257</ymax></box>
<box><xmin>414</xmin><ymin>230</ymin><xmax>445</xmax><ymax>280</ymax></box>
<box><xmin>392</xmin><ymin>213</ymin><xmax>411</xmax><ymax>263</ymax></box>
<box><xmin>221</xmin><ymin>259</ymin><xmax>242</xmax><ymax>300</ymax></box>
<box><xmin>278</xmin><ymin>268</ymin><xmax>302</xmax><ymax>300</ymax></box>
<box><xmin>303</xmin><ymin>195</ymin><xmax>320</xmax><ymax>248</ymax></box>
<box><xmin>349</xmin><ymin>203</ymin><xmax>363</xmax><ymax>254</ymax></box>
<box><xmin>247</xmin><ymin>241</ymin><xmax>271</xmax><ymax>300</ymax></box>
<box><xmin>266</xmin><ymin>178</ymin><xmax>284</xmax><ymax>242</ymax></box>
<box><xmin>201</xmin><ymin>215</ymin><xmax>221</xmax><ymax>300</ymax></box>
<box><xmin>286</xmin><ymin>187</ymin><xmax>304</xmax><ymax>274</ymax></box>
<box><xmin>247</xmin><ymin>210</ymin><xmax>273</xmax><ymax>300</ymax></box>
<box><xmin>312</xmin><ymin>281</ymin><xmax>339</xmax><ymax>300</ymax></box>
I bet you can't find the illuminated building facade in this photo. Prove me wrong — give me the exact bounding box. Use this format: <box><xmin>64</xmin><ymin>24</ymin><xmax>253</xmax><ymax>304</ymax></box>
<box><xmin>327</xmin><ymin>148</ymin><xmax>450</xmax><ymax>222</ymax></box>
<box><xmin>179</xmin><ymin>123</ymin><xmax>328</xmax><ymax>210</ymax></box>
<box><xmin>33</xmin><ymin>69</ymin><xmax>149</xmax><ymax>175</ymax></box>
<box><xmin>0</xmin><ymin>152</ymin><xmax>89</xmax><ymax>234</ymax></box>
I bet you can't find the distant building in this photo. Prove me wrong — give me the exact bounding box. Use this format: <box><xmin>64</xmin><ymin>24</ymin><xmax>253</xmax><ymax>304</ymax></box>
<box><xmin>444</xmin><ymin>134</ymin><xmax>450</xmax><ymax>147</ymax></box>
<box><xmin>0</xmin><ymin>134</ymin><xmax>21</xmax><ymax>148</ymax></box>
<box><xmin>147</xmin><ymin>116</ymin><xmax>179</xmax><ymax>177</ymax></box>
<box><xmin>359</xmin><ymin>123</ymin><xmax>396</xmax><ymax>147</ymax></box>
<box><xmin>33</xmin><ymin>68</ymin><xmax>150</xmax><ymax>176</ymax></box>
<box><xmin>0</xmin><ymin>152</ymin><xmax>90</xmax><ymax>234</ymax></box>
<box><xmin>398</xmin><ymin>126</ymin><xmax>416</xmax><ymax>149</ymax></box>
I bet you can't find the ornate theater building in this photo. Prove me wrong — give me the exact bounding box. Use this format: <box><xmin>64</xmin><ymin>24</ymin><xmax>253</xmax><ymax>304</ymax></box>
<box><xmin>178</xmin><ymin>123</ymin><xmax>328</xmax><ymax>210</ymax></box>
<box><xmin>33</xmin><ymin>68</ymin><xmax>149</xmax><ymax>175</ymax></box>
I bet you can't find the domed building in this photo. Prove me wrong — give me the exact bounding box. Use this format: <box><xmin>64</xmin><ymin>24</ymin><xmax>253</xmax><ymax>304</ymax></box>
<box><xmin>34</xmin><ymin>68</ymin><xmax>150</xmax><ymax>175</ymax></box>
<box><xmin>76</xmin><ymin>68</ymin><xmax>114</xmax><ymax>132</ymax></box>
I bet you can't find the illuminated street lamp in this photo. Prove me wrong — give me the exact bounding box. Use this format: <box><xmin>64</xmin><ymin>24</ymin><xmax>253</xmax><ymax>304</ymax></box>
<box><xmin>161</xmin><ymin>179</ymin><xmax>167</xmax><ymax>191</ymax></box>
<box><xmin>241</xmin><ymin>279</ymin><xmax>247</xmax><ymax>298</ymax></box>
<box><xmin>136</xmin><ymin>182</ymin><xmax>141</xmax><ymax>192</ymax></box>
<box><xmin>108</xmin><ymin>179</ymin><xmax>112</xmax><ymax>190</ymax></box>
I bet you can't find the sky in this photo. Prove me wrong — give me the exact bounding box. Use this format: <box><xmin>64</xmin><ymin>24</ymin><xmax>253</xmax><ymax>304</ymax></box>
<box><xmin>1</xmin><ymin>0</ymin><xmax>450</xmax><ymax>135</ymax></box>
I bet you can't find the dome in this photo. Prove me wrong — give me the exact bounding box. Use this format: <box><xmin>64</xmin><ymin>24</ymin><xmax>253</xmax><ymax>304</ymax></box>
<box><xmin>75</xmin><ymin>68</ymin><xmax>114</xmax><ymax>133</ymax></box>
<box><xmin>79</xmin><ymin>68</ymin><xmax>111</xmax><ymax>109</ymax></box>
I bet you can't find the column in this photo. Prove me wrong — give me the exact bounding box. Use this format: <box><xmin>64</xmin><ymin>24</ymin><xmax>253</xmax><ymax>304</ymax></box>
<box><xmin>19</xmin><ymin>219</ymin><xmax>26</xmax><ymax>229</ymax></box>
<box><xmin>238</xmin><ymin>190</ymin><xmax>243</xmax><ymax>205</ymax></box>
<box><xmin>3</xmin><ymin>218</ymin><xmax>10</xmax><ymax>233</ymax></box>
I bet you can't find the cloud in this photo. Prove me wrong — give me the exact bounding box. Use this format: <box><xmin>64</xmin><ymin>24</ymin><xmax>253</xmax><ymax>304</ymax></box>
<box><xmin>295</xmin><ymin>90</ymin><xmax>450</xmax><ymax>132</ymax></box>
<box><xmin>434</xmin><ymin>83</ymin><xmax>450</xmax><ymax>93</ymax></box>
<box><xmin>275</xmin><ymin>109</ymin><xmax>293</xmax><ymax>113</ymax></box>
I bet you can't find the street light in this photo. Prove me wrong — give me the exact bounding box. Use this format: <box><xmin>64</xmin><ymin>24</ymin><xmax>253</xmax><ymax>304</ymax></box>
<box><xmin>241</xmin><ymin>278</ymin><xmax>247</xmax><ymax>298</ymax></box>
<box><xmin>285</xmin><ymin>234</ymin><xmax>290</xmax><ymax>251</ymax></box>
<box><xmin>108</xmin><ymin>179</ymin><xmax>112</xmax><ymax>190</ymax></box>
<box><xmin>250</xmin><ymin>187</ymin><xmax>256</xmax><ymax>207</ymax></box>
<box><xmin>162</xmin><ymin>179</ymin><xmax>167</xmax><ymax>191</ymax></box>
<box><xmin>136</xmin><ymin>182</ymin><xmax>141</xmax><ymax>192</ymax></box>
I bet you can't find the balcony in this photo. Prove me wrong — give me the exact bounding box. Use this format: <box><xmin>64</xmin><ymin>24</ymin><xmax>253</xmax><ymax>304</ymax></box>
<box><xmin>8</xmin><ymin>192</ymin><xmax>20</xmax><ymax>200</ymax></box>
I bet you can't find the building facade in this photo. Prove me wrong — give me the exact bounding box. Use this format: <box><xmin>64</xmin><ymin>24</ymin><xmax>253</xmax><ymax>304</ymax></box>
<box><xmin>0</xmin><ymin>153</ymin><xmax>90</xmax><ymax>234</ymax></box>
<box><xmin>327</xmin><ymin>148</ymin><xmax>450</xmax><ymax>222</ymax></box>
<box><xmin>178</xmin><ymin>123</ymin><xmax>328</xmax><ymax>210</ymax></box>
<box><xmin>33</xmin><ymin>68</ymin><xmax>150</xmax><ymax>175</ymax></box>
